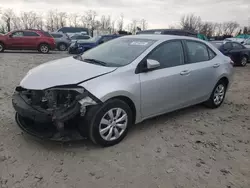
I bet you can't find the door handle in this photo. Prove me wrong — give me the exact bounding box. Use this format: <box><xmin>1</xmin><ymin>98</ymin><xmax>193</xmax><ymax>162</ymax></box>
<box><xmin>180</xmin><ymin>70</ymin><xmax>190</xmax><ymax>75</ymax></box>
<box><xmin>213</xmin><ymin>63</ymin><xmax>220</xmax><ymax>68</ymax></box>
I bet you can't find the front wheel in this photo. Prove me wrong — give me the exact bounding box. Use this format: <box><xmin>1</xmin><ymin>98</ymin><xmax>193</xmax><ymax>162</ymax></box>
<box><xmin>39</xmin><ymin>44</ymin><xmax>50</xmax><ymax>54</ymax></box>
<box><xmin>204</xmin><ymin>81</ymin><xmax>227</xmax><ymax>108</ymax></box>
<box><xmin>82</xmin><ymin>99</ymin><xmax>132</xmax><ymax>147</ymax></box>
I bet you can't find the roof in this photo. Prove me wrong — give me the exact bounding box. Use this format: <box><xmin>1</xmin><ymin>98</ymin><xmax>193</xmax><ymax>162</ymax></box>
<box><xmin>121</xmin><ymin>34</ymin><xmax>203</xmax><ymax>41</ymax></box>
<box><xmin>137</xmin><ymin>29</ymin><xmax>197</xmax><ymax>35</ymax></box>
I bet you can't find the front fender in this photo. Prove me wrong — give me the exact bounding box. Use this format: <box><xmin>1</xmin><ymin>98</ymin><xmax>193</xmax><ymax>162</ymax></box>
<box><xmin>78</xmin><ymin>69</ymin><xmax>142</xmax><ymax>123</ymax></box>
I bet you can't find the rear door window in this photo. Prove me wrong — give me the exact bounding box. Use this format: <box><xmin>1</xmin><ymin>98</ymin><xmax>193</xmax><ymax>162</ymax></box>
<box><xmin>23</xmin><ymin>31</ymin><xmax>39</xmax><ymax>36</ymax></box>
<box><xmin>185</xmin><ymin>41</ymin><xmax>210</xmax><ymax>63</ymax></box>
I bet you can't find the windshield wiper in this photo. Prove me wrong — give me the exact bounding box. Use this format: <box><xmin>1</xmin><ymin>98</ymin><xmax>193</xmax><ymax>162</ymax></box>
<box><xmin>83</xmin><ymin>58</ymin><xmax>107</xmax><ymax>66</ymax></box>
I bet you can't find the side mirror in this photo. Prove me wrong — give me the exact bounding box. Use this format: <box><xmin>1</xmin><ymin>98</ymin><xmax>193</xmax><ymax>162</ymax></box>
<box><xmin>146</xmin><ymin>59</ymin><xmax>160</xmax><ymax>70</ymax></box>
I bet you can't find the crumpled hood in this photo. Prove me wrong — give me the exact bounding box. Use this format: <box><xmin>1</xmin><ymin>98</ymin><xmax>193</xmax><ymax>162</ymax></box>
<box><xmin>20</xmin><ymin>57</ymin><xmax>117</xmax><ymax>90</ymax></box>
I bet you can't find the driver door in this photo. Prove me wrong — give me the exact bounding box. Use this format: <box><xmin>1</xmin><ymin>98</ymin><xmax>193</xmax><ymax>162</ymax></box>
<box><xmin>139</xmin><ymin>40</ymin><xmax>188</xmax><ymax>118</ymax></box>
<box><xmin>7</xmin><ymin>31</ymin><xmax>24</xmax><ymax>49</ymax></box>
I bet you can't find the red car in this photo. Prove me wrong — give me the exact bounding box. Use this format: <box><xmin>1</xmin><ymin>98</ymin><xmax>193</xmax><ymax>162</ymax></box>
<box><xmin>0</xmin><ymin>29</ymin><xmax>56</xmax><ymax>53</ymax></box>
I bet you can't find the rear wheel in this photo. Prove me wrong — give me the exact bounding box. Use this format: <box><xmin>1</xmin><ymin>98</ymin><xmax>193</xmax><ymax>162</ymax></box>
<box><xmin>58</xmin><ymin>43</ymin><xmax>67</xmax><ymax>51</ymax></box>
<box><xmin>39</xmin><ymin>44</ymin><xmax>50</xmax><ymax>54</ymax></box>
<box><xmin>81</xmin><ymin>99</ymin><xmax>132</xmax><ymax>147</ymax></box>
<box><xmin>0</xmin><ymin>43</ymin><xmax>4</xmax><ymax>52</ymax></box>
<box><xmin>204</xmin><ymin>80</ymin><xmax>227</xmax><ymax>108</ymax></box>
<box><xmin>240</xmin><ymin>56</ymin><xmax>248</xmax><ymax>66</ymax></box>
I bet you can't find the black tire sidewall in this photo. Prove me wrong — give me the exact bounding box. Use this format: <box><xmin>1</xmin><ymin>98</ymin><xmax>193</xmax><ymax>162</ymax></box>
<box><xmin>88</xmin><ymin>99</ymin><xmax>132</xmax><ymax>147</ymax></box>
<box><xmin>39</xmin><ymin>44</ymin><xmax>49</xmax><ymax>53</ymax></box>
<box><xmin>58</xmin><ymin>43</ymin><xmax>67</xmax><ymax>51</ymax></box>
<box><xmin>0</xmin><ymin>43</ymin><xmax>4</xmax><ymax>52</ymax></box>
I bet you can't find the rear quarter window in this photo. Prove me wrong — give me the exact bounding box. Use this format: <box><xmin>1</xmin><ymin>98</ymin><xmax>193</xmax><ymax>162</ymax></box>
<box><xmin>41</xmin><ymin>32</ymin><xmax>53</xmax><ymax>37</ymax></box>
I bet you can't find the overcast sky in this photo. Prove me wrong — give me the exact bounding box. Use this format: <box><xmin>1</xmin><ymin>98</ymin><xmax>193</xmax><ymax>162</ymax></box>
<box><xmin>0</xmin><ymin>0</ymin><xmax>249</xmax><ymax>28</ymax></box>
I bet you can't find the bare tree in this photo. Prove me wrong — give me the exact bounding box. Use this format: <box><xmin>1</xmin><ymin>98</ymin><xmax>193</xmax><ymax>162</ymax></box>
<box><xmin>140</xmin><ymin>19</ymin><xmax>148</xmax><ymax>30</ymax></box>
<box><xmin>200</xmin><ymin>22</ymin><xmax>216</xmax><ymax>37</ymax></box>
<box><xmin>100</xmin><ymin>15</ymin><xmax>111</xmax><ymax>30</ymax></box>
<box><xmin>1</xmin><ymin>8</ymin><xmax>15</xmax><ymax>32</ymax></box>
<box><xmin>117</xmin><ymin>14</ymin><xmax>124</xmax><ymax>31</ymax></box>
<box><xmin>58</xmin><ymin>12</ymin><xmax>67</xmax><ymax>28</ymax></box>
<box><xmin>180</xmin><ymin>14</ymin><xmax>202</xmax><ymax>32</ymax></box>
<box><xmin>69</xmin><ymin>13</ymin><xmax>79</xmax><ymax>27</ymax></box>
<box><xmin>222</xmin><ymin>21</ymin><xmax>239</xmax><ymax>35</ymax></box>
<box><xmin>214</xmin><ymin>23</ymin><xmax>223</xmax><ymax>36</ymax></box>
<box><xmin>20</xmin><ymin>11</ymin><xmax>38</xmax><ymax>29</ymax></box>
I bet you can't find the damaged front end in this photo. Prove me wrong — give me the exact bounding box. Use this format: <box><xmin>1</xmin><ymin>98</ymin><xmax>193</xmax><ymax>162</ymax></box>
<box><xmin>12</xmin><ymin>86</ymin><xmax>99</xmax><ymax>141</ymax></box>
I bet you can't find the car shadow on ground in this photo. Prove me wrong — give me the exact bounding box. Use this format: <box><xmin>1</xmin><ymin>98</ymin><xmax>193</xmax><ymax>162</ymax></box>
<box><xmin>26</xmin><ymin>104</ymin><xmax>208</xmax><ymax>151</ymax></box>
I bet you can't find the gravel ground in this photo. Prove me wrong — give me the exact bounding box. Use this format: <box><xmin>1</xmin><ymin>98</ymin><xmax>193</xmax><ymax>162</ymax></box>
<box><xmin>0</xmin><ymin>51</ymin><xmax>250</xmax><ymax>188</ymax></box>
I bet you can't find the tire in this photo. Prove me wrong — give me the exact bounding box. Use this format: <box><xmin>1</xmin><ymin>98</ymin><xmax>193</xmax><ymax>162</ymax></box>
<box><xmin>240</xmin><ymin>56</ymin><xmax>248</xmax><ymax>67</ymax></box>
<box><xmin>58</xmin><ymin>43</ymin><xmax>67</xmax><ymax>51</ymax></box>
<box><xmin>0</xmin><ymin>42</ymin><xmax>4</xmax><ymax>52</ymax></box>
<box><xmin>38</xmin><ymin>44</ymin><xmax>50</xmax><ymax>54</ymax></box>
<box><xmin>204</xmin><ymin>80</ymin><xmax>227</xmax><ymax>109</ymax></box>
<box><xmin>81</xmin><ymin>99</ymin><xmax>133</xmax><ymax>147</ymax></box>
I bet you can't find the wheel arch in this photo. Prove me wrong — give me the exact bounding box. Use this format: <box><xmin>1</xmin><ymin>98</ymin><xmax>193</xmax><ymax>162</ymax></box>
<box><xmin>38</xmin><ymin>42</ymin><xmax>49</xmax><ymax>49</ymax></box>
<box><xmin>99</xmin><ymin>91</ymin><xmax>140</xmax><ymax>124</ymax></box>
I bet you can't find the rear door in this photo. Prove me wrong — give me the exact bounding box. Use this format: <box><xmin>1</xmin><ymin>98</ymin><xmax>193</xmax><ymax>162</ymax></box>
<box><xmin>181</xmin><ymin>40</ymin><xmax>219</xmax><ymax>104</ymax></box>
<box><xmin>23</xmin><ymin>31</ymin><xmax>40</xmax><ymax>49</ymax></box>
<box><xmin>6</xmin><ymin>31</ymin><xmax>24</xmax><ymax>49</ymax></box>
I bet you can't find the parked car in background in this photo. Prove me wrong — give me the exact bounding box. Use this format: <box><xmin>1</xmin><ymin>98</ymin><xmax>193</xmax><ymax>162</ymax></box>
<box><xmin>242</xmin><ymin>38</ymin><xmax>250</xmax><ymax>48</ymax></box>
<box><xmin>214</xmin><ymin>41</ymin><xmax>250</xmax><ymax>66</ymax></box>
<box><xmin>70</xmin><ymin>34</ymin><xmax>92</xmax><ymax>43</ymax></box>
<box><xmin>50</xmin><ymin>32</ymin><xmax>71</xmax><ymax>51</ymax></box>
<box><xmin>57</xmin><ymin>27</ymin><xmax>89</xmax><ymax>37</ymax></box>
<box><xmin>13</xmin><ymin>35</ymin><xmax>233</xmax><ymax>146</ymax></box>
<box><xmin>0</xmin><ymin>29</ymin><xmax>56</xmax><ymax>53</ymax></box>
<box><xmin>136</xmin><ymin>29</ymin><xmax>198</xmax><ymax>38</ymax></box>
<box><xmin>68</xmin><ymin>34</ymin><xmax>121</xmax><ymax>54</ymax></box>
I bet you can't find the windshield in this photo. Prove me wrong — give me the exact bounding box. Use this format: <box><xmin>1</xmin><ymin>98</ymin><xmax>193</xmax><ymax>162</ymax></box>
<box><xmin>81</xmin><ymin>37</ymin><xmax>156</xmax><ymax>67</ymax></box>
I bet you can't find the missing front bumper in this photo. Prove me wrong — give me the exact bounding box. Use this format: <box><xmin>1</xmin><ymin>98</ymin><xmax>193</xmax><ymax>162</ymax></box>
<box><xmin>12</xmin><ymin>89</ymin><xmax>99</xmax><ymax>141</ymax></box>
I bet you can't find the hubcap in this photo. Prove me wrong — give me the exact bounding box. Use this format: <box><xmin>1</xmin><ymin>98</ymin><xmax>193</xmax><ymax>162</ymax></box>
<box><xmin>213</xmin><ymin>84</ymin><xmax>225</xmax><ymax>105</ymax></box>
<box><xmin>41</xmin><ymin>45</ymin><xmax>48</xmax><ymax>53</ymax></box>
<box><xmin>241</xmin><ymin>57</ymin><xmax>247</xmax><ymax>66</ymax></box>
<box><xmin>99</xmin><ymin>108</ymin><xmax>128</xmax><ymax>141</ymax></box>
<box><xmin>0</xmin><ymin>44</ymin><xmax>3</xmax><ymax>51</ymax></box>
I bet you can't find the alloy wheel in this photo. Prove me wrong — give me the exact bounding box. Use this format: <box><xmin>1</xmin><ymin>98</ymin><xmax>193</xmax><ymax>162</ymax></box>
<box><xmin>241</xmin><ymin>57</ymin><xmax>247</xmax><ymax>66</ymax></box>
<box><xmin>40</xmin><ymin>45</ymin><xmax>49</xmax><ymax>53</ymax></box>
<box><xmin>213</xmin><ymin>84</ymin><xmax>225</xmax><ymax>105</ymax></box>
<box><xmin>99</xmin><ymin>108</ymin><xmax>128</xmax><ymax>141</ymax></box>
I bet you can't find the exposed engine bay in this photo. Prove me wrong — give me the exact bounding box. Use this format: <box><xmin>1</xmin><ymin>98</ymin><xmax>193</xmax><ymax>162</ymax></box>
<box><xmin>12</xmin><ymin>86</ymin><xmax>99</xmax><ymax>141</ymax></box>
